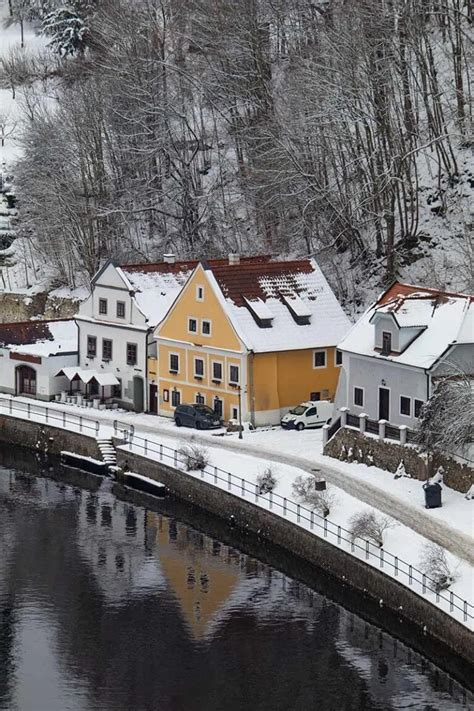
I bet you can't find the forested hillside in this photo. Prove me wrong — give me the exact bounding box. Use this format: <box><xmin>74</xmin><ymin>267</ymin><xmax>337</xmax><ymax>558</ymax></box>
<box><xmin>1</xmin><ymin>0</ymin><xmax>473</xmax><ymax>309</ymax></box>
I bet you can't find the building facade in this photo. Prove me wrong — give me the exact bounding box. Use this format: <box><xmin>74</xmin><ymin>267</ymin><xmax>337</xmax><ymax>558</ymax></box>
<box><xmin>155</xmin><ymin>256</ymin><xmax>351</xmax><ymax>425</ymax></box>
<box><xmin>335</xmin><ymin>283</ymin><xmax>473</xmax><ymax>429</ymax></box>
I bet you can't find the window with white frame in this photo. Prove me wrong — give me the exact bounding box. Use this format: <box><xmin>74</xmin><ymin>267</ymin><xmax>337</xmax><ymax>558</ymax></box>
<box><xmin>194</xmin><ymin>358</ymin><xmax>204</xmax><ymax>378</ymax></box>
<box><xmin>116</xmin><ymin>301</ymin><xmax>125</xmax><ymax>318</ymax></box>
<box><xmin>354</xmin><ymin>387</ymin><xmax>364</xmax><ymax>407</ymax></box>
<box><xmin>229</xmin><ymin>364</ymin><xmax>239</xmax><ymax>384</ymax></box>
<box><xmin>169</xmin><ymin>353</ymin><xmax>179</xmax><ymax>373</ymax></box>
<box><xmin>201</xmin><ymin>319</ymin><xmax>211</xmax><ymax>336</ymax></box>
<box><xmin>98</xmin><ymin>298</ymin><xmax>107</xmax><ymax>315</ymax></box>
<box><xmin>232</xmin><ymin>406</ymin><xmax>238</xmax><ymax>420</ymax></box>
<box><xmin>313</xmin><ymin>350</ymin><xmax>326</xmax><ymax>368</ymax></box>
<box><xmin>171</xmin><ymin>390</ymin><xmax>181</xmax><ymax>407</ymax></box>
<box><xmin>196</xmin><ymin>285</ymin><xmax>204</xmax><ymax>301</ymax></box>
<box><xmin>212</xmin><ymin>361</ymin><xmax>223</xmax><ymax>381</ymax></box>
<box><xmin>188</xmin><ymin>318</ymin><xmax>198</xmax><ymax>334</ymax></box>
<box><xmin>400</xmin><ymin>396</ymin><xmax>411</xmax><ymax>416</ymax></box>
<box><xmin>213</xmin><ymin>397</ymin><xmax>223</xmax><ymax>417</ymax></box>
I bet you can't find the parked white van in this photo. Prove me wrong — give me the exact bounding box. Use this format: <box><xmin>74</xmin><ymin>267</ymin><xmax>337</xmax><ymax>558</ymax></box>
<box><xmin>280</xmin><ymin>401</ymin><xmax>333</xmax><ymax>431</ymax></box>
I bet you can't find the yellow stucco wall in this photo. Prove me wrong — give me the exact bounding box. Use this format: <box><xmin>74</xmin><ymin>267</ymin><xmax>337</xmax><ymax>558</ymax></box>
<box><xmin>148</xmin><ymin>356</ymin><xmax>157</xmax><ymax>381</ymax></box>
<box><xmin>155</xmin><ymin>265</ymin><xmax>245</xmax><ymax>419</ymax></box>
<box><xmin>251</xmin><ymin>347</ymin><xmax>341</xmax><ymax>416</ymax></box>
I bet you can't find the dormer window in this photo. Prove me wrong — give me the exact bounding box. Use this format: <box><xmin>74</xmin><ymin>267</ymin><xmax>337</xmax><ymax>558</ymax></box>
<box><xmin>244</xmin><ymin>298</ymin><xmax>273</xmax><ymax>328</ymax></box>
<box><xmin>282</xmin><ymin>295</ymin><xmax>311</xmax><ymax>325</ymax></box>
<box><xmin>381</xmin><ymin>331</ymin><xmax>392</xmax><ymax>356</ymax></box>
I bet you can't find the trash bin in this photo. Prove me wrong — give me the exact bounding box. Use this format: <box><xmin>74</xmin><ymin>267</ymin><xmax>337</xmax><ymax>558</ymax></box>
<box><xmin>423</xmin><ymin>482</ymin><xmax>442</xmax><ymax>509</ymax></box>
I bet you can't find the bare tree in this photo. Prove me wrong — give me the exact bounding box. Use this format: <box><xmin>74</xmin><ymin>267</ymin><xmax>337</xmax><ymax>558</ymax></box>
<box><xmin>419</xmin><ymin>542</ymin><xmax>457</xmax><ymax>592</ymax></box>
<box><xmin>349</xmin><ymin>510</ymin><xmax>395</xmax><ymax>548</ymax></box>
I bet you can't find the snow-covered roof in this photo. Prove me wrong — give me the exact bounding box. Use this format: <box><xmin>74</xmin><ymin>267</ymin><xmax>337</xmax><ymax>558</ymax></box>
<box><xmin>120</xmin><ymin>256</ymin><xmax>271</xmax><ymax>325</ymax></box>
<box><xmin>204</xmin><ymin>258</ymin><xmax>351</xmax><ymax>352</ymax></box>
<box><xmin>0</xmin><ymin>319</ymin><xmax>78</xmax><ymax>357</ymax></box>
<box><xmin>339</xmin><ymin>283</ymin><xmax>473</xmax><ymax>370</ymax></box>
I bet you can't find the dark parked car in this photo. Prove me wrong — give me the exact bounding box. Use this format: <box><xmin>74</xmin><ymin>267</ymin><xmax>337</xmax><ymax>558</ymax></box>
<box><xmin>174</xmin><ymin>404</ymin><xmax>223</xmax><ymax>429</ymax></box>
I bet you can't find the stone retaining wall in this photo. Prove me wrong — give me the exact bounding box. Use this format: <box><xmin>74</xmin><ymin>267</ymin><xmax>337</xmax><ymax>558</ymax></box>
<box><xmin>0</xmin><ymin>414</ymin><xmax>100</xmax><ymax>459</ymax></box>
<box><xmin>116</xmin><ymin>447</ymin><xmax>474</xmax><ymax>667</ymax></box>
<box><xmin>324</xmin><ymin>427</ymin><xmax>473</xmax><ymax>493</ymax></box>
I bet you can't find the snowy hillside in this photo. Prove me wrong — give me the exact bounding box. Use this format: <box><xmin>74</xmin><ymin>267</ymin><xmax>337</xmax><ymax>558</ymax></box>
<box><xmin>0</xmin><ymin>0</ymin><xmax>472</xmax><ymax>312</ymax></box>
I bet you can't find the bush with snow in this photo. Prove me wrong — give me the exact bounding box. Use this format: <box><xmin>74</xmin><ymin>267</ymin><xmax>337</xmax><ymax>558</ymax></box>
<box><xmin>349</xmin><ymin>510</ymin><xmax>395</xmax><ymax>548</ymax></box>
<box><xmin>256</xmin><ymin>467</ymin><xmax>277</xmax><ymax>495</ymax></box>
<box><xmin>291</xmin><ymin>475</ymin><xmax>337</xmax><ymax>518</ymax></box>
<box><xmin>177</xmin><ymin>442</ymin><xmax>209</xmax><ymax>472</ymax></box>
<box><xmin>419</xmin><ymin>543</ymin><xmax>457</xmax><ymax>592</ymax></box>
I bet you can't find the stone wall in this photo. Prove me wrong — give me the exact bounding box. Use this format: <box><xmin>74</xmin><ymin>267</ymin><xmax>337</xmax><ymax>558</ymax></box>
<box><xmin>115</xmin><ymin>447</ymin><xmax>474</xmax><ymax>667</ymax></box>
<box><xmin>0</xmin><ymin>414</ymin><xmax>100</xmax><ymax>459</ymax></box>
<box><xmin>0</xmin><ymin>292</ymin><xmax>82</xmax><ymax>323</ymax></box>
<box><xmin>324</xmin><ymin>427</ymin><xmax>473</xmax><ymax>493</ymax></box>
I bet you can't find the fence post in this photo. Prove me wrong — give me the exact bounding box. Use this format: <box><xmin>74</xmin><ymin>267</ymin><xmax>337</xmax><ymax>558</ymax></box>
<box><xmin>394</xmin><ymin>557</ymin><xmax>398</xmax><ymax>576</ymax></box>
<box><xmin>113</xmin><ymin>420</ymin><xmax>117</xmax><ymax>436</ymax></box>
<box><xmin>380</xmin><ymin>549</ymin><xmax>384</xmax><ymax>568</ymax></box>
<box><xmin>95</xmin><ymin>421</ymin><xmax>99</xmax><ymax>435</ymax></box>
<box><xmin>464</xmin><ymin>601</ymin><xmax>467</xmax><ymax>622</ymax></box>
<box><xmin>450</xmin><ymin>592</ymin><xmax>453</xmax><ymax>612</ymax></box>
<box><xmin>79</xmin><ymin>416</ymin><xmax>82</xmax><ymax>432</ymax></box>
<box><xmin>45</xmin><ymin>407</ymin><xmax>48</xmax><ymax>423</ymax></box>
<box><xmin>409</xmin><ymin>565</ymin><xmax>412</xmax><ymax>585</ymax></box>
<box><xmin>310</xmin><ymin>510</ymin><xmax>314</xmax><ymax>530</ymax></box>
<box><xmin>339</xmin><ymin>407</ymin><xmax>349</xmax><ymax>428</ymax></box>
<box><xmin>201</xmin><ymin>466</ymin><xmax>205</xmax><ymax>479</ymax></box>
<box><xmin>214</xmin><ymin>466</ymin><xmax>217</xmax><ymax>484</ymax></box>
<box><xmin>359</xmin><ymin>413</ymin><xmax>367</xmax><ymax>434</ymax></box>
<box><xmin>365</xmin><ymin>539</ymin><xmax>369</xmax><ymax>559</ymax></box>
<box><xmin>297</xmin><ymin>504</ymin><xmax>300</xmax><ymax>523</ymax></box>
<box><xmin>269</xmin><ymin>491</ymin><xmax>273</xmax><ymax>509</ymax></box>
<box><xmin>255</xmin><ymin>484</ymin><xmax>259</xmax><ymax>502</ymax></box>
<box><xmin>241</xmin><ymin>478</ymin><xmax>245</xmax><ymax>496</ymax></box>
<box><xmin>378</xmin><ymin>419</ymin><xmax>387</xmax><ymax>441</ymax></box>
<box><xmin>399</xmin><ymin>425</ymin><xmax>407</xmax><ymax>445</ymax></box>
<box><xmin>160</xmin><ymin>445</ymin><xmax>163</xmax><ymax>461</ymax></box>
<box><xmin>27</xmin><ymin>403</ymin><xmax>31</xmax><ymax>419</ymax></box>
<box><xmin>63</xmin><ymin>411</ymin><xmax>66</xmax><ymax>427</ymax></box>
<box><xmin>9</xmin><ymin>400</ymin><xmax>12</xmax><ymax>414</ymax></box>
<box><xmin>322</xmin><ymin>424</ymin><xmax>330</xmax><ymax>448</ymax></box>
<box><xmin>337</xmin><ymin>525</ymin><xmax>341</xmax><ymax>545</ymax></box>
<box><xmin>324</xmin><ymin>518</ymin><xmax>327</xmax><ymax>537</ymax></box>
<box><xmin>174</xmin><ymin>450</ymin><xmax>177</xmax><ymax>467</ymax></box>
<box><xmin>283</xmin><ymin>497</ymin><xmax>287</xmax><ymax>516</ymax></box>
<box><xmin>422</xmin><ymin>574</ymin><xmax>426</xmax><ymax>593</ymax></box>
<box><xmin>144</xmin><ymin>439</ymin><xmax>148</xmax><ymax>455</ymax></box>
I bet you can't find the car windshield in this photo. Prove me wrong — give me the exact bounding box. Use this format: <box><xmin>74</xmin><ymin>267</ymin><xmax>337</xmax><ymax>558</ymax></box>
<box><xmin>194</xmin><ymin>405</ymin><xmax>216</xmax><ymax>416</ymax></box>
<box><xmin>289</xmin><ymin>405</ymin><xmax>307</xmax><ymax>415</ymax></box>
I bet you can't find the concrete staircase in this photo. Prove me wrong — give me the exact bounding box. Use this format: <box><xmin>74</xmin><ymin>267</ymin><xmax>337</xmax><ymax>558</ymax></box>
<box><xmin>96</xmin><ymin>438</ymin><xmax>117</xmax><ymax>468</ymax></box>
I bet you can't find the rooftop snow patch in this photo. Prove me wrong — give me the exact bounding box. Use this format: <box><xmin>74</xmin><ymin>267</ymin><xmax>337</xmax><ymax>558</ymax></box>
<box><xmin>0</xmin><ymin>319</ymin><xmax>78</xmax><ymax>357</ymax></box>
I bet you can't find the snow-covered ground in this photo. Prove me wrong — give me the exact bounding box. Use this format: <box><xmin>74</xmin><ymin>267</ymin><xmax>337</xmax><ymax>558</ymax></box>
<box><xmin>1</xmin><ymin>394</ymin><xmax>472</xmax><ymax>630</ymax></box>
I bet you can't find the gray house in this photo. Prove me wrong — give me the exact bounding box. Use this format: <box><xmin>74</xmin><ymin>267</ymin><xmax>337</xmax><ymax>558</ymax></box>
<box><xmin>335</xmin><ymin>283</ymin><xmax>473</xmax><ymax>429</ymax></box>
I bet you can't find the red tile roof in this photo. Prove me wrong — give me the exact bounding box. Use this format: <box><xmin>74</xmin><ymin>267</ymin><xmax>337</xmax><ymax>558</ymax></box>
<box><xmin>0</xmin><ymin>319</ymin><xmax>73</xmax><ymax>347</ymax></box>
<box><xmin>122</xmin><ymin>255</ymin><xmax>271</xmax><ymax>274</ymax></box>
<box><xmin>379</xmin><ymin>281</ymin><xmax>473</xmax><ymax>306</ymax></box>
<box><xmin>205</xmin><ymin>259</ymin><xmax>315</xmax><ymax>306</ymax></box>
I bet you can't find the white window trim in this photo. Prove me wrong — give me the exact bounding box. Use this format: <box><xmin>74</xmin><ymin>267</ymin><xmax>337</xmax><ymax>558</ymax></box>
<box><xmin>353</xmin><ymin>386</ymin><xmax>365</xmax><ymax>408</ymax></box>
<box><xmin>229</xmin><ymin>363</ymin><xmax>240</xmax><ymax>385</ymax></box>
<box><xmin>201</xmin><ymin>319</ymin><xmax>212</xmax><ymax>337</ymax></box>
<box><xmin>116</xmin><ymin>300</ymin><xmax>126</xmax><ymax>318</ymax></box>
<box><xmin>196</xmin><ymin>285</ymin><xmax>204</xmax><ymax>302</ymax></box>
<box><xmin>334</xmin><ymin>349</ymin><xmax>343</xmax><ymax>367</ymax></box>
<box><xmin>169</xmin><ymin>352</ymin><xmax>180</xmax><ymax>374</ymax></box>
<box><xmin>313</xmin><ymin>349</ymin><xmax>327</xmax><ymax>369</ymax></box>
<box><xmin>212</xmin><ymin>360</ymin><xmax>223</xmax><ymax>381</ymax></box>
<box><xmin>187</xmin><ymin>316</ymin><xmax>198</xmax><ymax>335</ymax></box>
<box><xmin>399</xmin><ymin>394</ymin><xmax>412</xmax><ymax>418</ymax></box>
<box><xmin>231</xmin><ymin>406</ymin><xmax>239</xmax><ymax>420</ymax></box>
<box><xmin>194</xmin><ymin>356</ymin><xmax>205</xmax><ymax>378</ymax></box>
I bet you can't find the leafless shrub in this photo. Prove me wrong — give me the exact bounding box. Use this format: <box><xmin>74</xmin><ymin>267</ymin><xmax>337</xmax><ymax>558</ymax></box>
<box><xmin>177</xmin><ymin>442</ymin><xmax>209</xmax><ymax>472</ymax></box>
<box><xmin>349</xmin><ymin>511</ymin><xmax>395</xmax><ymax>548</ymax></box>
<box><xmin>256</xmin><ymin>467</ymin><xmax>277</xmax><ymax>495</ymax></box>
<box><xmin>419</xmin><ymin>543</ymin><xmax>457</xmax><ymax>592</ymax></box>
<box><xmin>291</xmin><ymin>475</ymin><xmax>337</xmax><ymax>518</ymax></box>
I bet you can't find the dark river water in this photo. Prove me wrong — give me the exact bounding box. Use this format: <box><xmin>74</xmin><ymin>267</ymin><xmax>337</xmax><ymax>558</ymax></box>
<box><xmin>0</xmin><ymin>448</ymin><xmax>472</xmax><ymax>711</ymax></box>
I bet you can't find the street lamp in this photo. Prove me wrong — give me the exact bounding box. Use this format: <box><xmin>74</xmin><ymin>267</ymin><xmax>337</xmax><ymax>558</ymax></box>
<box><xmin>238</xmin><ymin>385</ymin><xmax>243</xmax><ymax>439</ymax></box>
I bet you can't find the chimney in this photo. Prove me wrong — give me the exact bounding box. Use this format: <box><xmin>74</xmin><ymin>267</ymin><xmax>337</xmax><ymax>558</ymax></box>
<box><xmin>163</xmin><ymin>253</ymin><xmax>176</xmax><ymax>264</ymax></box>
<box><xmin>228</xmin><ymin>253</ymin><xmax>240</xmax><ymax>266</ymax></box>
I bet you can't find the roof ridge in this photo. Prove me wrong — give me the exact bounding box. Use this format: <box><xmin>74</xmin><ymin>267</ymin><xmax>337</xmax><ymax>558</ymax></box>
<box><xmin>390</xmin><ymin>281</ymin><xmax>473</xmax><ymax>300</ymax></box>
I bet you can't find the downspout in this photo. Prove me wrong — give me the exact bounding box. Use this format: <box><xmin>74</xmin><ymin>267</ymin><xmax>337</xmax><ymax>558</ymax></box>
<box><xmin>145</xmin><ymin>327</ymin><xmax>152</xmax><ymax>412</ymax></box>
<box><xmin>248</xmin><ymin>349</ymin><xmax>255</xmax><ymax>428</ymax></box>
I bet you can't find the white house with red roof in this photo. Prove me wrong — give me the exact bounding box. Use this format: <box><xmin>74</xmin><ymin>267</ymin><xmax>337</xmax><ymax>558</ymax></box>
<box><xmin>335</xmin><ymin>283</ymin><xmax>473</xmax><ymax>429</ymax></box>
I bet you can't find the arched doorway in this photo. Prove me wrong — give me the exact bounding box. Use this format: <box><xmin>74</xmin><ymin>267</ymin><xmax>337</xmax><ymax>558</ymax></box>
<box><xmin>16</xmin><ymin>365</ymin><xmax>37</xmax><ymax>396</ymax></box>
<box><xmin>133</xmin><ymin>376</ymin><xmax>144</xmax><ymax>412</ymax></box>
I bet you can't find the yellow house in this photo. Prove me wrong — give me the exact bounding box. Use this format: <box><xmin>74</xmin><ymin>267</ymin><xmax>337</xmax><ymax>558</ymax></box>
<box><xmin>154</xmin><ymin>255</ymin><xmax>351</xmax><ymax>426</ymax></box>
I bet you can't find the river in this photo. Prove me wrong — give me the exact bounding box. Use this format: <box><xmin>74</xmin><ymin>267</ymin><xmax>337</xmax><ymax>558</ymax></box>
<box><xmin>0</xmin><ymin>447</ymin><xmax>471</xmax><ymax>711</ymax></box>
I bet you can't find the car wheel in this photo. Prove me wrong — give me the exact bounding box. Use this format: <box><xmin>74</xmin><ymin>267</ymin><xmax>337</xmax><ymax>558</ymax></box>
<box><xmin>296</xmin><ymin>422</ymin><xmax>305</xmax><ymax>431</ymax></box>
<box><xmin>175</xmin><ymin>417</ymin><xmax>182</xmax><ymax>427</ymax></box>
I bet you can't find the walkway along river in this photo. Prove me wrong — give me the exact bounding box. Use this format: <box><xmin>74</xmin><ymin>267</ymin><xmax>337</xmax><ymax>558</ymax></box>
<box><xmin>0</xmin><ymin>445</ymin><xmax>472</xmax><ymax>710</ymax></box>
